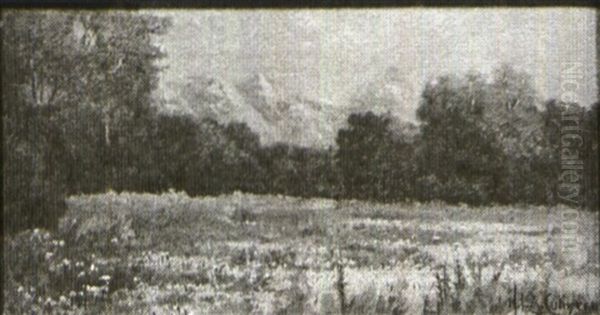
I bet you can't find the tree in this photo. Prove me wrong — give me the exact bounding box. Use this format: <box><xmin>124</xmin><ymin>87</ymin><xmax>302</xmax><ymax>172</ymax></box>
<box><xmin>416</xmin><ymin>74</ymin><xmax>504</xmax><ymax>204</ymax></box>
<box><xmin>70</xmin><ymin>13</ymin><xmax>170</xmax><ymax>189</ymax></box>
<box><xmin>2</xmin><ymin>11</ymin><xmax>171</xmax><ymax>232</ymax></box>
<box><xmin>2</xmin><ymin>11</ymin><xmax>77</xmax><ymax>232</ymax></box>
<box><xmin>335</xmin><ymin>111</ymin><xmax>415</xmax><ymax>201</ymax></box>
<box><xmin>485</xmin><ymin>65</ymin><xmax>548</xmax><ymax>203</ymax></box>
<box><xmin>414</xmin><ymin>65</ymin><xmax>568</xmax><ymax>205</ymax></box>
<box><xmin>211</xmin><ymin>121</ymin><xmax>264</xmax><ymax>193</ymax></box>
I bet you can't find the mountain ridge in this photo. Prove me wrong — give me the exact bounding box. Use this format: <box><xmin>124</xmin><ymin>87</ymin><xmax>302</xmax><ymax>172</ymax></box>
<box><xmin>157</xmin><ymin>68</ymin><xmax>418</xmax><ymax>147</ymax></box>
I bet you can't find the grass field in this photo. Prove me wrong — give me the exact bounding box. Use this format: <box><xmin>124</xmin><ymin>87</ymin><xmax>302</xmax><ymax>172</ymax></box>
<box><xmin>4</xmin><ymin>191</ymin><xmax>599</xmax><ymax>314</ymax></box>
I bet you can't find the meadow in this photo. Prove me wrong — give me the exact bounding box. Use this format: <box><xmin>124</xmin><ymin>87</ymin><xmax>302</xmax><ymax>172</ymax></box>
<box><xmin>4</xmin><ymin>191</ymin><xmax>599</xmax><ymax>314</ymax></box>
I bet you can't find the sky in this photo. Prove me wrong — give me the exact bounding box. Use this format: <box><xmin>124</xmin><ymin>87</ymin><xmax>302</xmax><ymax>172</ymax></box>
<box><xmin>150</xmin><ymin>8</ymin><xmax>597</xmax><ymax>117</ymax></box>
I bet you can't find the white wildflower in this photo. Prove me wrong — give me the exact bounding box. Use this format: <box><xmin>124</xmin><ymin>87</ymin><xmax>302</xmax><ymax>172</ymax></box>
<box><xmin>86</xmin><ymin>285</ymin><xmax>102</xmax><ymax>296</ymax></box>
<box><xmin>45</xmin><ymin>297</ymin><xmax>56</xmax><ymax>306</ymax></box>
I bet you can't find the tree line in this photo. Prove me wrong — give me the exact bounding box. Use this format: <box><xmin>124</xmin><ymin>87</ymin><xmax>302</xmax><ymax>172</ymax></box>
<box><xmin>3</xmin><ymin>12</ymin><xmax>598</xmax><ymax>234</ymax></box>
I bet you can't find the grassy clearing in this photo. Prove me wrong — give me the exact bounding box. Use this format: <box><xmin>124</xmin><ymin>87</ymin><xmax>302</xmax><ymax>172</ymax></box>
<box><xmin>4</xmin><ymin>191</ymin><xmax>599</xmax><ymax>314</ymax></box>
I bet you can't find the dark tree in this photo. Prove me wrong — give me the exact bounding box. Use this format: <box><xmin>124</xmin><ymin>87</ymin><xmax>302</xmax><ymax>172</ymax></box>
<box><xmin>2</xmin><ymin>11</ymin><xmax>171</xmax><ymax>233</ymax></box>
<box><xmin>416</xmin><ymin>74</ymin><xmax>503</xmax><ymax>204</ymax></box>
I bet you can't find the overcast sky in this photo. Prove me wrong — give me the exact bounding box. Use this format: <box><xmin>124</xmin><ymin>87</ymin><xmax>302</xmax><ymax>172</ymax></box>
<box><xmin>152</xmin><ymin>8</ymin><xmax>597</xmax><ymax>114</ymax></box>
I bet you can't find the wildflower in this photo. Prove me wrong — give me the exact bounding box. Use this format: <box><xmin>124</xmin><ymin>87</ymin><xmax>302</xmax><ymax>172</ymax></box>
<box><xmin>45</xmin><ymin>297</ymin><xmax>56</xmax><ymax>307</ymax></box>
<box><xmin>58</xmin><ymin>240</ymin><xmax>65</xmax><ymax>247</ymax></box>
<box><xmin>45</xmin><ymin>252</ymin><xmax>54</xmax><ymax>260</ymax></box>
<box><xmin>90</xmin><ymin>263</ymin><xmax>97</xmax><ymax>272</ymax></box>
<box><xmin>100</xmin><ymin>274</ymin><xmax>111</xmax><ymax>282</ymax></box>
<box><xmin>86</xmin><ymin>285</ymin><xmax>101</xmax><ymax>294</ymax></box>
<box><xmin>62</xmin><ymin>258</ymin><xmax>71</xmax><ymax>266</ymax></box>
<box><xmin>77</xmin><ymin>271</ymin><xmax>86</xmax><ymax>278</ymax></box>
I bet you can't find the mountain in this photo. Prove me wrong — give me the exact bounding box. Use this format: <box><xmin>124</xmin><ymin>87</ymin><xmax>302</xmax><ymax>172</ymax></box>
<box><xmin>158</xmin><ymin>67</ymin><xmax>419</xmax><ymax>147</ymax></box>
<box><xmin>160</xmin><ymin>73</ymin><xmax>341</xmax><ymax>147</ymax></box>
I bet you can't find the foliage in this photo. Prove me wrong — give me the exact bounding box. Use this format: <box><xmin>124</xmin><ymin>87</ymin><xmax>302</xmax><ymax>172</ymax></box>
<box><xmin>2</xmin><ymin>11</ymin><xmax>171</xmax><ymax>232</ymax></box>
<box><xmin>417</xmin><ymin>73</ymin><xmax>511</xmax><ymax>205</ymax></box>
<box><xmin>336</xmin><ymin>112</ymin><xmax>417</xmax><ymax>202</ymax></box>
